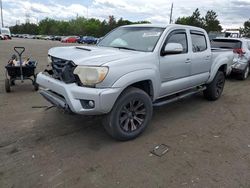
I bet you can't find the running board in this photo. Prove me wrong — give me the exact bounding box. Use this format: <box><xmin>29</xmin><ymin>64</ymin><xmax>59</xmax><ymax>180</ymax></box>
<box><xmin>153</xmin><ymin>86</ymin><xmax>206</xmax><ymax>107</ymax></box>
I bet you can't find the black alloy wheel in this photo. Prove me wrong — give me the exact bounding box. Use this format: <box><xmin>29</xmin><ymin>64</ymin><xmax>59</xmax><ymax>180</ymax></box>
<box><xmin>119</xmin><ymin>99</ymin><xmax>146</xmax><ymax>133</ymax></box>
<box><xmin>215</xmin><ymin>74</ymin><xmax>225</xmax><ymax>98</ymax></box>
<box><xmin>204</xmin><ymin>71</ymin><xmax>225</xmax><ymax>101</ymax></box>
<box><xmin>103</xmin><ymin>87</ymin><xmax>153</xmax><ymax>141</ymax></box>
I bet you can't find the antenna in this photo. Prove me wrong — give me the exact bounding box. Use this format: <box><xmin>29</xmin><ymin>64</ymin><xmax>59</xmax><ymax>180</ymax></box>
<box><xmin>25</xmin><ymin>12</ymin><xmax>30</xmax><ymax>24</ymax></box>
<box><xmin>0</xmin><ymin>0</ymin><xmax>4</xmax><ymax>27</ymax></box>
<box><xmin>86</xmin><ymin>6</ymin><xmax>88</xmax><ymax>19</ymax></box>
<box><xmin>169</xmin><ymin>3</ymin><xmax>173</xmax><ymax>24</ymax></box>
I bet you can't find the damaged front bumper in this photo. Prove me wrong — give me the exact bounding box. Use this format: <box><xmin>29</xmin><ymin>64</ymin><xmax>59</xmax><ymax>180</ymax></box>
<box><xmin>36</xmin><ymin>73</ymin><xmax>122</xmax><ymax>115</ymax></box>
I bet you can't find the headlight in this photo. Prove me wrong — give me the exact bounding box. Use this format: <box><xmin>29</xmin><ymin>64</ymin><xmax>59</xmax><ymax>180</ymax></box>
<box><xmin>73</xmin><ymin>66</ymin><xmax>109</xmax><ymax>86</ymax></box>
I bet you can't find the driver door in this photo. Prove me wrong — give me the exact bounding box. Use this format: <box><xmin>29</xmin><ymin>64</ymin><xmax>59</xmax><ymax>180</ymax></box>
<box><xmin>159</xmin><ymin>29</ymin><xmax>191</xmax><ymax>96</ymax></box>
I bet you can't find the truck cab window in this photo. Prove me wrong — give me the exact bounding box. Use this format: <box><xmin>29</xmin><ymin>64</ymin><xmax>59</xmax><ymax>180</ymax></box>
<box><xmin>191</xmin><ymin>33</ymin><xmax>207</xmax><ymax>52</ymax></box>
<box><xmin>166</xmin><ymin>32</ymin><xmax>188</xmax><ymax>53</ymax></box>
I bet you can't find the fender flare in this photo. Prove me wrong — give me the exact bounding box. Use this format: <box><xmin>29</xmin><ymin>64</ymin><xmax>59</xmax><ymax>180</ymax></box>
<box><xmin>112</xmin><ymin>69</ymin><xmax>160</xmax><ymax>100</ymax></box>
<box><xmin>207</xmin><ymin>59</ymin><xmax>229</xmax><ymax>83</ymax></box>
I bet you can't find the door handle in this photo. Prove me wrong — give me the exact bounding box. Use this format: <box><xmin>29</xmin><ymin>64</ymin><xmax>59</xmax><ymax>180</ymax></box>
<box><xmin>205</xmin><ymin>55</ymin><xmax>211</xmax><ymax>60</ymax></box>
<box><xmin>185</xmin><ymin>59</ymin><xmax>191</xmax><ymax>63</ymax></box>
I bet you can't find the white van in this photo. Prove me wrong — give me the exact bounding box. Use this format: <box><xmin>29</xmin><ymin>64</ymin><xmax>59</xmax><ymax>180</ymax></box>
<box><xmin>0</xmin><ymin>27</ymin><xmax>11</xmax><ymax>39</ymax></box>
<box><xmin>224</xmin><ymin>30</ymin><xmax>240</xmax><ymax>38</ymax></box>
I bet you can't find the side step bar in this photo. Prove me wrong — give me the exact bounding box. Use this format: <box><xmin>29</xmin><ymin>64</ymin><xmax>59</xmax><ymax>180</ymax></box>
<box><xmin>153</xmin><ymin>86</ymin><xmax>206</xmax><ymax>107</ymax></box>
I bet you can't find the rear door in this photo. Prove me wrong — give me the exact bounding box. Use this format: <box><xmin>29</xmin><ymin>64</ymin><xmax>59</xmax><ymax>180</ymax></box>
<box><xmin>190</xmin><ymin>30</ymin><xmax>211</xmax><ymax>84</ymax></box>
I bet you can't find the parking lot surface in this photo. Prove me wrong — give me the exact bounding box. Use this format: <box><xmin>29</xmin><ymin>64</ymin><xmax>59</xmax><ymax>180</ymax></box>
<box><xmin>0</xmin><ymin>39</ymin><xmax>249</xmax><ymax>188</ymax></box>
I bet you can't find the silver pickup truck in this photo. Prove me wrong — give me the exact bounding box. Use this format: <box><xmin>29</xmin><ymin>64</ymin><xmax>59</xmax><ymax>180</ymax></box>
<box><xmin>37</xmin><ymin>24</ymin><xmax>233</xmax><ymax>140</ymax></box>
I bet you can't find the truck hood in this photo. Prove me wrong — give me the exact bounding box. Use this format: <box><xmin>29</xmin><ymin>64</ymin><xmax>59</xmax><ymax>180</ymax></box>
<box><xmin>48</xmin><ymin>46</ymin><xmax>144</xmax><ymax>66</ymax></box>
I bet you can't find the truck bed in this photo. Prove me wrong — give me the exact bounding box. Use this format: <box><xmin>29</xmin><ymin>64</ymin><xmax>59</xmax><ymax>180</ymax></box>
<box><xmin>211</xmin><ymin>48</ymin><xmax>234</xmax><ymax>75</ymax></box>
<box><xmin>211</xmin><ymin>48</ymin><xmax>233</xmax><ymax>52</ymax></box>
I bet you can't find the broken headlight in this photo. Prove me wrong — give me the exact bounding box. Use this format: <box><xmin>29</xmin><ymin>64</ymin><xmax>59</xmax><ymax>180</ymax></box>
<box><xmin>73</xmin><ymin>66</ymin><xmax>109</xmax><ymax>86</ymax></box>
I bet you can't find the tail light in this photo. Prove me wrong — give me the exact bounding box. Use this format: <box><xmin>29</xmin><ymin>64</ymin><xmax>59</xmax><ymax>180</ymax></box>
<box><xmin>233</xmin><ymin>48</ymin><xmax>245</xmax><ymax>56</ymax></box>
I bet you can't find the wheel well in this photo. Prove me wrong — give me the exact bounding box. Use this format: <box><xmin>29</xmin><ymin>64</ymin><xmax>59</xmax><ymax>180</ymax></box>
<box><xmin>129</xmin><ymin>80</ymin><xmax>154</xmax><ymax>99</ymax></box>
<box><xmin>218</xmin><ymin>64</ymin><xmax>227</xmax><ymax>75</ymax></box>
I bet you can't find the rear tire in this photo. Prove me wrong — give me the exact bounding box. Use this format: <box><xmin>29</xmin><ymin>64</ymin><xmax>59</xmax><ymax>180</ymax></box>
<box><xmin>103</xmin><ymin>87</ymin><xmax>153</xmax><ymax>141</ymax></box>
<box><xmin>203</xmin><ymin>71</ymin><xmax>225</xmax><ymax>101</ymax></box>
<box><xmin>239</xmin><ymin>64</ymin><xmax>249</xmax><ymax>80</ymax></box>
<box><xmin>5</xmin><ymin>79</ymin><xmax>11</xmax><ymax>93</ymax></box>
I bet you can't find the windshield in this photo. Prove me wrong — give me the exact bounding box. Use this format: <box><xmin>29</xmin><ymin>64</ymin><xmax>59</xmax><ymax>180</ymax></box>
<box><xmin>211</xmin><ymin>39</ymin><xmax>242</xmax><ymax>49</ymax></box>
<box><xmin>1</xmin><ymin>29</ymin><xmax>10</xmax><ymax>35</ymax></box>
<box><xmin>98</xmin><ymin>26</ymin><xmax>165</xmax><ymax>52</ymax></box>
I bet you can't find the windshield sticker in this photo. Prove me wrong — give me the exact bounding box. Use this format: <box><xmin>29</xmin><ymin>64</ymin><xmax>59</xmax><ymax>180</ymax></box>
<box><xmin>110</xmin><ymin>38</ymin><xmax>128</xmax><ymax>46</ymax></box>
<box><xmin>143</xmin><ymin>32</ymin><xmax>161</xmax><ymax>37</ymax></box>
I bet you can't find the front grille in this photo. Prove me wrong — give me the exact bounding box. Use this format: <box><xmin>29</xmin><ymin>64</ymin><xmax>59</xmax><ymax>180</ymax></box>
<box><xmin>51</xmin><ymin>56</ymin><xmax>76</xmax><ymax>83</ymax></box>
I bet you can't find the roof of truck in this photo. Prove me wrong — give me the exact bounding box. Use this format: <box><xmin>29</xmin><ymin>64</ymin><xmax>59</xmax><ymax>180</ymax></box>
<box><xmin>121</xmin><ymin>24</ymin><xmax>167</xmax><ymax>28</ymax></box>
<box><xmin>121</xmin><ymin>24</ymin><xmax>206</xmax><ymax>31</ymax></box>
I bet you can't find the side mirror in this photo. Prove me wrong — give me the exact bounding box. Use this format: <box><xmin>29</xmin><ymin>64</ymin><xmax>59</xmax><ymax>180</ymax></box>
<box><xmin>162</xmin><ymin>43</ymin><xmax>183</xmax><ymax>56</ymax></box>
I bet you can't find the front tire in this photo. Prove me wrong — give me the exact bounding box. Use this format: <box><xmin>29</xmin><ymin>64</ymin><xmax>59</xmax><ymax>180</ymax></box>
<box><xmin>103</xmin><ymin>87</ymin><xmax>153</xmax><ymax>141</ymax></box>
<box><xmin>204</xmin><ymin>71</ymin><xmax>225</xmax><ymax>101</ymax></box>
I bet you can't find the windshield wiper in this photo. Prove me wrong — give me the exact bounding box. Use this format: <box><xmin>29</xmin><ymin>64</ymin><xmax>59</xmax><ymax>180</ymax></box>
<box><xmin>112</xmin><ymin>46</ymin><xmax>137</xmax><ymax>51</ymax></box>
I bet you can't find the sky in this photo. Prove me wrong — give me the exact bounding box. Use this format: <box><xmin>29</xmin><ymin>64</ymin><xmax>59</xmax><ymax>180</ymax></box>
<box><xmin>1</xmin><ymin>0</ymin><xmax>250</xmax><ymax>29</ymax></box>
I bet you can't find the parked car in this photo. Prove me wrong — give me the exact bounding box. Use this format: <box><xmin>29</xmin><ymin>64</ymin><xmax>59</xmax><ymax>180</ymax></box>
<box><xmin>61</xmin><ymin>36</ymin><xmax>78</xmax><ymax>43</ymax></box>
<box><xmin>35</xmin><ymin>35</ymin><xmax>42</xmax><ymax>39</ymax></box>
<box><xmin>0</xmin><ymin>35</ymin><xmax>10</xmax><ymax>40</ymax></box>
<box><xmin>17</xmin><ymin>34</ymin><xmax>23</xmax><ymax>38</ymax></box>
<box><xmin>0</xmin><ymin>34</ymin><xmax>7</xmax><ymax>40</ymax></box>
<box><xmin>22</xmin><ymin>34</ymin><xmax>30</xmax><ymax>39</ymax></box>
<box><xmin>11</xmin><ymin>34</ymin><xmax>18</xmax><ymax>38</ymax></box>
<box><xmin>25</xmin><ymin>34</ymin><xmax>36</xmax><ymax>39</ymax></box>
<box><xmin>0</xmin><ymin>27</ymin><xmax>11</xmax><ymax>39</ymax></box>
<box><xmin>211</xmin><ymin>37</ymin><xmax>250</xmax><ymax>80</ymax></box>
<box><xmin>224</xmin><ymin>30</ymin><xmax>241</xmax><ymax>38</ymax></box>
<box><xmin>96</xmin><ymin>37</ymin><xmax>104</xmax><ymax>44</ymax></box>
<box><xmin>37</xmin><ymin>24</ymin><xmax>234</xmax><ymax>141</ymax></box>
<box><xmin>53</xmin><ymin>36</ymin><xmax>62</xmax><ymax>41</ymax></box>
<box><xmin>43</xmin><ymin>35</ymin><xmax>53</xmax><ymax>40</ymax></box>
<box><xmin>40</xmin><ymin>35</ymin><xmax>48</xmax><ymax>40</ymax></box>
<box><xmin>77</xmin><ymin>36</ymin><xmax>98</xmax><ymax>44</ymax></box>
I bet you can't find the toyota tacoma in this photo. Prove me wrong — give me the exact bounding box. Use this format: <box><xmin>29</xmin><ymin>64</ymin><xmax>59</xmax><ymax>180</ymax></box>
<box><xmin>37</xmin><ymin>24</ymin><xmax>234</xmax><ymax>140</ymax></box>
